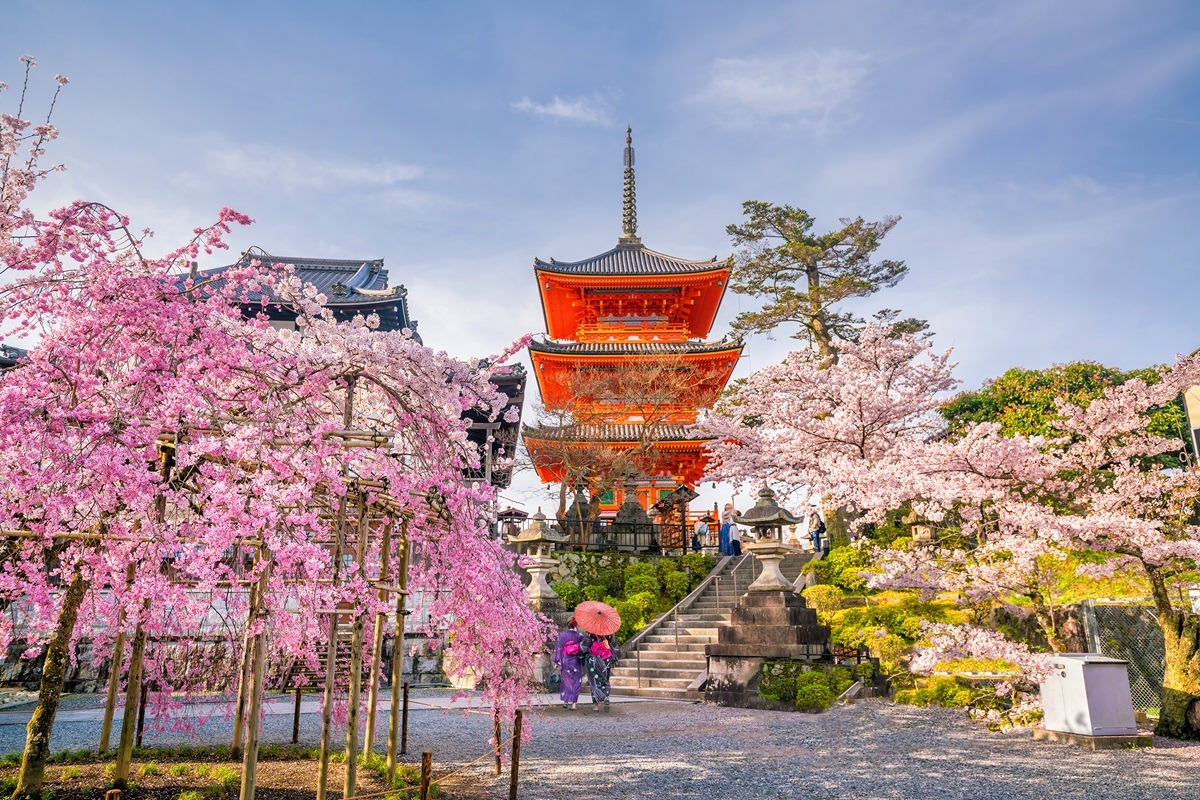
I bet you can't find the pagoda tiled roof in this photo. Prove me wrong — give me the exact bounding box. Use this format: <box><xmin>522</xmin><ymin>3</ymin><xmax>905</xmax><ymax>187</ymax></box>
<box><xmin>521</xmin><ymin>423</ymin><xmax>714</xmax><ymax>443</ymax></box>
<box><xmin>192</xmin><ymin>249</ymin><xmax>419</xmax><ymax>339</ymax></box>
<box><xmin>534</xmin><ymin>242</ymin><xmax>726</xmax><ymax>276</ymax></box>
<box><xmin>529</xmin><ymin>338</ymin><xmax>742</xmax><ymax>356</ymax></box>
<box><xmin>0</xmin><ymin>343</ymin><xmax>27</xmax><ymax>371</ymax></box>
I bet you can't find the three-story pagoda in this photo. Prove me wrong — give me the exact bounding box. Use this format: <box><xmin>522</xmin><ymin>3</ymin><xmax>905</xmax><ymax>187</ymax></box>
<box><xmin>524</xmin><ymin>129</ymin><xmax>742</xmax><ymax>515</ymax></box>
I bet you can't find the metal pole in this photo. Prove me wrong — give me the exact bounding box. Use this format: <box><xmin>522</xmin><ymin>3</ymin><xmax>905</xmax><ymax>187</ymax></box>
<box><xmin>636</xmin><ymin>648</ymin><xmax>642</xmax><ymax>689</ymax></box>
<box><xmin>674</xmin><ymin>607</ymin><xmax>679</xmax><ymax>652</ymax></box>
<box><xmin>508</xmin><ymin>710</ymin><xmax>523</xmax><ymax>800</ymax></box>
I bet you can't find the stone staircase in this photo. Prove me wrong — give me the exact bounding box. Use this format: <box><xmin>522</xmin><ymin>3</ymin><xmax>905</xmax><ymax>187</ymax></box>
<box><xmin>609</xmin><ymin>551</ymin><xmax>811</xmax><ymax>700</ymax></box>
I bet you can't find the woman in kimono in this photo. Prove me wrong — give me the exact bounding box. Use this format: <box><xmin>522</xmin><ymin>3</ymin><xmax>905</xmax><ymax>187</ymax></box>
<box><xmin>580</xmin><ymin>631</ymin><xmax>617</xmax><ymax>711</ymax></box>
<box><xmin>552</xmin><ymin>619</ymin><xmax>584</xmax><ymax>709</ymax></box>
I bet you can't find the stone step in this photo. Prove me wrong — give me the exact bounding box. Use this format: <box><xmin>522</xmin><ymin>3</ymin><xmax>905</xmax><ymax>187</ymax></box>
<box><xmin>647</xmin><ymin>627</ymin><xmax>721</xmax><ymax>637</ymax></box>
<box><xmin>618</xmin><ymin>660</ymin><xmax>706</xmax><ymax>673</ymax></box>
<box><xmin>608</xmin><ymin>666</ymin><xmax>699</xmax><ymax>680</ymax></box>
<box><xmin>608</xmin><ymin>686</ymin><xmax>702</xmax><ymax>701</ymax></box>
<box><xmin>643</xmin><ymin>634</ymin><xmax>717</xmax><ymax>645</ymax></box>
<box><xmin>631</xmin><ymin>642</ymin><xmax>709</xmax><ymax>653</ymax></box>
<box><xmin>610</xmin><ymin>675</ymin><xmax>695</xmax><ymax>691</ymax></box>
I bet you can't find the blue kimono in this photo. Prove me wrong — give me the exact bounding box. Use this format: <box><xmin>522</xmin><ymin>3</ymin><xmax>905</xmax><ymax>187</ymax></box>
<box><xmin>552</xmin><ymin>629</ymin><xmax>583</xmax><ymax>704</ymax></box>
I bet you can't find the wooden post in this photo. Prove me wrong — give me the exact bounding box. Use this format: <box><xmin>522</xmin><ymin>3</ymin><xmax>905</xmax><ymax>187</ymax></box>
<box><xmin>400</xmin><ymin>682</ymin><xmax>410</xmax><ymax>756</ymax></box>
<box><xmin>344</xmin><ymin>497</ymin><xmax>371</xmax><ymax>800</ymax></box>
<box><xmin>385</xmin><ymin>519</ymin><xmax>410</xmax><ymax>782</ymax></box>
<box><xmin>493</xmin><ymin>713</ymin><xmax>502</xmax><ymax>777</ymax></box>
<box><xmin>112</xmin><ymin>617</ymin><xmax>147</xmax><ymax>789</ymax></box>
<box><xmin>508</xmin><ymin>710</ymin><xmax>523</xmax><ymax>800</ymax></box>
<box><xmin>239</xmin><ymin>551</ymin><xmax>271</xmax><ymax>800</ymax></box>
<box><xmin>230</xmin><ymin>572</ymin><xmax>259</xmax><ymax>760</ymax></box>
<box><xmin>98</xmin><ymin>632</ymin><xmax>126</xmax><ymax>754</ymax></box>
<box><xmin>363</xmin><ymin>519</ymin><xmax>392</xmax><ymax>756</ymax></box>
<box><xmin>292</xmin><ymin>687</ymin><xmax>301</xmax><ymax>744</ymax></box>
<box><xmin>135</xmin><ymin>679</ymin><xmax>148</xmax><ymax>748</ymax></box>
<box><xmin>316</xmin><ymin>374</ymin><xmax>356</xmax><ymax>800</ymax></box>
<box><xmin>99</xmin><ymin>564</ymin><xmax>135</xmax><ymax>754</ymax></box>
<box><xmin>419</xmin><ymin>751</ymin><xmax>432</xmax><ymax>800</ymax></box>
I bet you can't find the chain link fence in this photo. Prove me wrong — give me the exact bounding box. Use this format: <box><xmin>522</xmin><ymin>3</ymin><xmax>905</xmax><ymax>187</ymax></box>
<box><xmin>1081</xmin><ymin>599</ymin><xmax>1163</xmax><ymax>711</ymax></box>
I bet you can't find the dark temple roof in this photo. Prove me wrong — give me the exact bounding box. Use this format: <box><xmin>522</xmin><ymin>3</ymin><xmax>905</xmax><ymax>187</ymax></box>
<box><xmin>522</xmin><ymin>423</ymin><xmax>713</xmax><ymax>443</ymax></box>
<box><xmin>0</xmin><ymin>343</ymin><xmax>27</xmax><ymax>372</ymax></box>
<box><xmin>194</xmin><ymin>249</ymin><xmax>419</xmax><ymax>340</ymax></box>
<box><xmin>534</xmin><ymin>242</ymin><xmax>726</xmax><ymax>276</ymax></box>
<box><xmin>530</xmin><ymin>338</ymin><xmax>743</xmax><ymax>356</ymax></box>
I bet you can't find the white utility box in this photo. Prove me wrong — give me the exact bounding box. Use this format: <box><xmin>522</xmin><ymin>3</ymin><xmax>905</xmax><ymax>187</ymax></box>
<box><xmin>1039</xmin><ymin>654</ymin><xmax>1138</xmax><ymax>736</ymax></box>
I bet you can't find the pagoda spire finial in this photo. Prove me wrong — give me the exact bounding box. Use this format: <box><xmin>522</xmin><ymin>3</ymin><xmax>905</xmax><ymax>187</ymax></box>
<box><xmin>620</xmin><ymin>125</ymin><xmax>640</xmax><ymax>245</ymax></box>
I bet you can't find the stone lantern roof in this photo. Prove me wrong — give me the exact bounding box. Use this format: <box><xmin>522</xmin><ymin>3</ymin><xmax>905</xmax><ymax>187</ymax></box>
<box><xmin>506</xmin><ymin>509</ymin><xmax>567</xmax><ymax>548</ymax></box>
<box><xmin>736</xmin><ymin>486</ymin><xmax>802</xmax><ymax>530</ymax></box>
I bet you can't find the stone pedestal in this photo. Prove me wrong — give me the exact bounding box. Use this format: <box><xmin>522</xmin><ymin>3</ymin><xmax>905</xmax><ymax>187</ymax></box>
<box><xmin>705</xmin><ymin>591</ymin><xmax>830</xmax><ymax>708</ymax></box>
<box><xmin>744</xmin><ymin>541</ymin><xmax>794</xmax><ymax>592</ymax></box>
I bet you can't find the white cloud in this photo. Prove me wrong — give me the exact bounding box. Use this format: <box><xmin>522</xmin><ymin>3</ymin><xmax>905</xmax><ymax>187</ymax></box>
<box><xmin>511</xmin><ymin>93</ymin><xmax>613</xmax><ymax>127</ymax></box>
<box><xmin>205</xmin><ymin>144</ymin><xmax>422</xmax><ymax>192</ymax></box>
<box><xmin>694</xmin><ymin>50</ymin><xmax>871</xmax><ymax>131</ymax></box>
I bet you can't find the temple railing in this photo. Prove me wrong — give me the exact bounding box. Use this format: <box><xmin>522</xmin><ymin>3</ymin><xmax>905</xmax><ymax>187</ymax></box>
<box><xmin>556</xmin><ymin>520</ymin><xmax>694</xmax><ymax>556</ymax></box>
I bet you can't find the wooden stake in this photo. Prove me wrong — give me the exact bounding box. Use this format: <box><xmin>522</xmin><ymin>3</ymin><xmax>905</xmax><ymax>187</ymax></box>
<box><xmin>316</xmin><ymin>375</ymin><xmax>356</xmax><ymax>800</ymax></box>
<box><xmin>292</xmin><ymin>687</ymin><xmax>301</xmax><ymax>745</ymax></box>
<box><xmin>230</xmin><ymin>572</ymin><xmax>258</xmax><ymax>760</ymax></box>
<box><xmin>363</xmin><ymin>519</ymin><xmax>393</xmax><ymax>756</ymax></box>
<box><xmin>419</xmin><ymin>751</ymin><xmax>432</xmax><ymax>800</ymax></box>
<box><xmin>112</xmin><ymin>616</ymin><xmax>147</xmax><ymax>789</ymax></box>
<box><xmin>99</xmin><ymin>563</ymin><xmax>135</xmax><ymax>755</ymax></box>
<box><xmin>385</xmin><ymin>519</ymin><xmax>410</xmax><ymax>782</ymax></box>
<box><xmin>401</xmin><ymin>682</ymin><xmax>410</xmax><ymax>756</ymax></box>
<box><xmin>239</xmin><ymin>550</ymin><xmax>272</xmax><ymax>800</ymax></box>
<box><xmin>509</xmin><ymin>710</ymin><xmax>523</xmax><ymax>800</ymax></box>
<box><xmin>97</xmin><ymin>631</ymin><xmax>126</xmax><ymax>754</ymax></box>
<box><xmin>494</xmin><ymin>713</ymin><xmax>502</xmax><ymax>777</ymax></box>
<box><xmin>344</xmin><ymin>499</ymin><xmax>371</xmax><ymax>800</ymax></box>
<box><xmin>135</xmin><ymin>679</ymin><xmax>147</xmax><ymax>748</ymax></box>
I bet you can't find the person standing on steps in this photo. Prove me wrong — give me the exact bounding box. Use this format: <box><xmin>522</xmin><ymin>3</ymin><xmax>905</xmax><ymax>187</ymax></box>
<box><xmin>719</xmin><ymin>502</ymin><xmax>736</xmax><ymax>556</ymax></box>
<box><xmin>691</xmin><ymin>515</ymin><xmax>709</xmax><ymax>554</ymax></box>
<box><xmin>728</xmin><ymin>518</ymin><xmax>743</xmax><ymax>557</ymax></box>
<box><xmin>552</xmin><ymin>618</ymin><xmax>584</xmax><ymax>709</ymax></box>
<box><xmin>808</xmin><ymin>507</ymin><xmax>826</xmax><ymax>555</ymax></box>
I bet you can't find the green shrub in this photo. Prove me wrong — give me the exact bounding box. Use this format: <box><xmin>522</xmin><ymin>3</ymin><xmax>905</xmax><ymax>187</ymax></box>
<box><xmin>168</xmin><ymin>764</ymin><xmax>192</xmax><ymax>777</ymax></box>
<box><xmin>625</xmin><ymin>573</ymin><xmax>659</xmax><ymax>596</ymax></box>
<box><xmin>582</xmin><ymin>584</ymin><xmax>608</xmax><ymax>602</ymax></box>
<box><xmin>795</xmin><ymin>683</ymin><xmax>835</xmax><ymax>712</ymax></box>
<box><xmin>663</xmin><ymin>571</ymin><xmax>689</xmax><ymax>601</ymax></box>
<box><xmin>654</xmin><ymin>558</ymin><xmax>679</xmax><ymax>582</ymax></box>
<box><xmin>679</xmin><ymin>552</ymin><xmax>714</xmax><ymax>582</ymax></box>
<box><xmin>61</xmin><ymin>766</ymin><xmax>82</xmax><ymax>780</ymax></box>
<box><xmin>552</xmin><ymin>581</ymin><xmax>582</xmax><ymax>609</ymax></box>
<box><xmin>597</xmin><ymin>567</ymin><xmax>625</xmax><ymax>596</ymax></box>
<box><xmin>758</xmin><ymin>669</ymin><xmax>797</xmax><ymax>703</ymax></box>
<box><xmin>853</xmin><ymin>661</ymin><xmax>876</xmax><ymax>681</ymax></box>
<box><xmin>179</xmin><ymin>792</ymin><xmax>205</xmax><ymax>800</ymax></box>
<box><xmin>0</xmin><ymin>777</ymin><xmax>16</xmax><ymax>796</ymax></box>
<box><xmin>801</xmin><ymin>584</ymin><xmax>845</xmax><ymax>616</ymax></box>
<box><xmin>624</xmin><ymin>561</ymin><xmax>656</xmax><ymax>580</ymax></box>
<box><xmin>795</xmin><ymin>670</ymin><xmax>827</xmax><ymax>689</ymax></box>
<box><xmin>828</xmin><ymin>666</ymin><xmax>854</xmax><ymax>697</ymax></box>
<box><xmin>138</xmin><ymin>761</ymin><xmax>160</xmax><ymax>777</ymax></box>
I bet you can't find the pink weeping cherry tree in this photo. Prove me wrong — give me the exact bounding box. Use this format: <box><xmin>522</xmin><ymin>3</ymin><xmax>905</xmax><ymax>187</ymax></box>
<box><xmin>1</xmin><ymin>57</ymin><xmax>549</xmax><ymax>799</ymax></box>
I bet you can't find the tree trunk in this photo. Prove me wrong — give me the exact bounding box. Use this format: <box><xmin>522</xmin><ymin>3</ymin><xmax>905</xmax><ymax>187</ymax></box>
<box><xmin>807</xmin><ymin>265</ymin><xmax>836</xmax><ymax>363</ymax></box>
<box><xmin>1157</xmin><ymin>607</ymin><xmax>1200</xmax><ymax>739</ymax></box>
<box><xmin>13</xmin><ymin>567</ymin><xmax>89</xmax><ymax>800</ymax></box>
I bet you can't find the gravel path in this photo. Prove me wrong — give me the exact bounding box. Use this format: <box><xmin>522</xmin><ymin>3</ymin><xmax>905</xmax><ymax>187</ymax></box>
<box><xmin>423</xmin><ymin>699</ymin><xmax>1199</xmax><ymax>800</ymax></box>
<box><xmin>1</xmin><ymin>694</ymin><xmax>1195</xmax><ymax>799</ymax></box>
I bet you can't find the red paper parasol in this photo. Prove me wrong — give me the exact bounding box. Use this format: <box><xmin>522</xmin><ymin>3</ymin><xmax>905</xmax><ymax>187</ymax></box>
<box><xmin>573</xmin><ymin>600</ymin><xmax>622</xmax><ymax>636</ymax></box>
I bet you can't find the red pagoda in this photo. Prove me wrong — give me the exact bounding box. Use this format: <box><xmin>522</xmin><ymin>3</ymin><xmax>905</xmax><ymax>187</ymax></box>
<box><xmin>523</xmin><ymin>129</ymin><xmax>742</xmax><ymax>515</ymax></box>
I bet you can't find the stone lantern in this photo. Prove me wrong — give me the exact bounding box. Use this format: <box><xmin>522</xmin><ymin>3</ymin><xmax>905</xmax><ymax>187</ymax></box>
<box><xmin>736</xmin><ymin>486</ymin><xmax>803</xmax><ymax>592</ymax></box>
<box><xmin>506</xmin><ymin>509</ymin><xmax>567</xmax><ymax>607</ymax></box>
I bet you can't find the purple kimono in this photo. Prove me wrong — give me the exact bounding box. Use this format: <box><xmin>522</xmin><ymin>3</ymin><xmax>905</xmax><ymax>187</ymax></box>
<box><xmin>552</xmin><ymin>629</ymin><xmax>584</xmax><ymax>704</ymax></box>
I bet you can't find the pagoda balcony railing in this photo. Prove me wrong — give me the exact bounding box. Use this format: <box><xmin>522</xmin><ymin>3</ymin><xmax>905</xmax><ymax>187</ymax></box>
<box><xmin>554</xmin><ymin>519</ymin><xmax>694</xmax><ymax>556</ymax></box>
<box><xmin>574</xmin><ymin>321</ymin><xmax>692</xmax><ymax>340</ymax></box>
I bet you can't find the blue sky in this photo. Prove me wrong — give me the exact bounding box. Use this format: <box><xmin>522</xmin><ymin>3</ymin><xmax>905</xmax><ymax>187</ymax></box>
<box><xmin>6</xmin><ymin>1</ymin><xmax>1200</xmax><ymax>509</ymax></box>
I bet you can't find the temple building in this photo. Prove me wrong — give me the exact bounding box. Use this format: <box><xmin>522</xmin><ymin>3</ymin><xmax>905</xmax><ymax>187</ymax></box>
<box><xmin>523</xmin><ymin>129</ymin><xmax>742</xmax><ymax>515</ymax></box>
<box><xmin>194</xmin><ymin>249</ymin><xmax>525</xmax><ymax>489</ymax></box>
